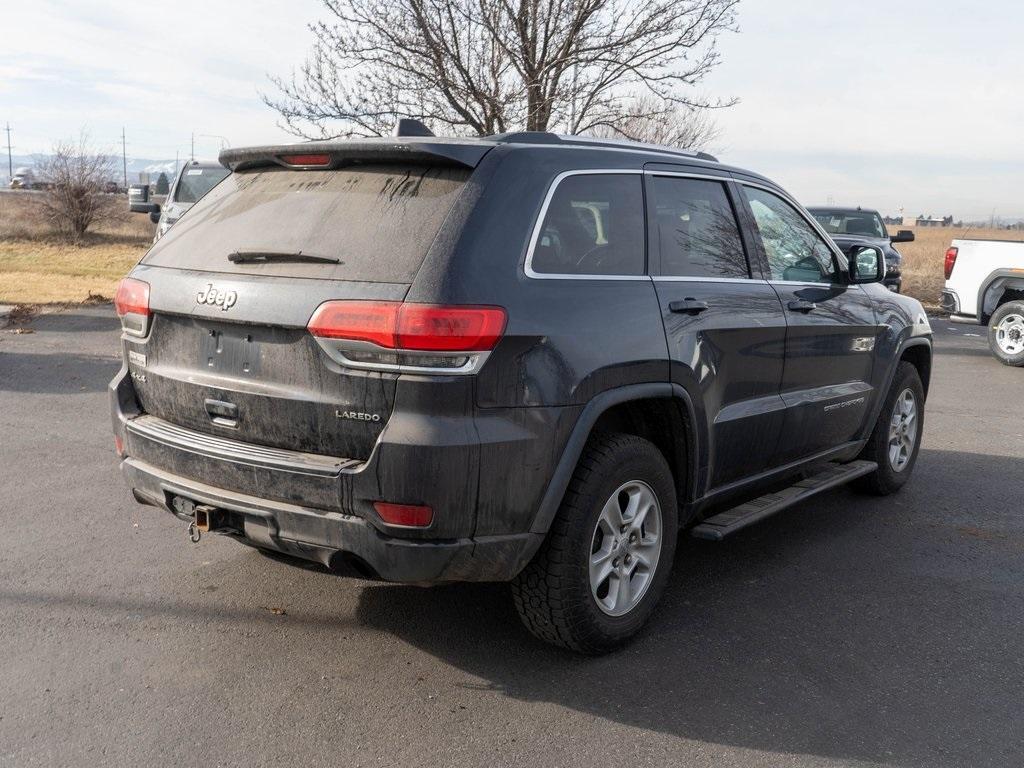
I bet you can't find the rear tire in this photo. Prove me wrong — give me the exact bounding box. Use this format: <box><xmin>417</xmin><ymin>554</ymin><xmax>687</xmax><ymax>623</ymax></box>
<box><xmin>511</xmin><ymin>432</ymin><xmax>678</xmax><ymax>654</ymax></box>
<box><xmin>853</xmin><ymin>362</ymin><xmax>924</xmax><ymax>495</ymax></box>
<box><xmin>988</xmin><ymin>301</ymin><xmax>1024</xmax><ymax>366</ymax></box>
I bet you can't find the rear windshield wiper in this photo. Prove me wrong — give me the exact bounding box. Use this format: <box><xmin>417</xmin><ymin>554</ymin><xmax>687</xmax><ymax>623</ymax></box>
<box><xmin>228</xmin><ymin>250</ymin><xmax>341</xmax><ymax>265</ymax></box>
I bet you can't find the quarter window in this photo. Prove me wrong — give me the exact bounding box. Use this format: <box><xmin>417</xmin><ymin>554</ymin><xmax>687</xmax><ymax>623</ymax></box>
<box><xmin>743</xmin><ymin>187</ymin><xmax>838</xmax><ymax>284</ymax></box>
<box><xmin>531</xmin><ymin>174</ymin><xmax>645</xmax><ymax>276</ymax></box>
<box><xmin>649</xmin><ymin>176</ymin><xmax>748</xmax><ymax>279</ymax></box>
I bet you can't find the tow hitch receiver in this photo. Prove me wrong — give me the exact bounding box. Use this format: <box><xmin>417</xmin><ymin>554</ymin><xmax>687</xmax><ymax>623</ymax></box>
<box><xmin>171</xmin><ymin>496</ymin><xmax>225</xmax><ymax>543</ymax></box>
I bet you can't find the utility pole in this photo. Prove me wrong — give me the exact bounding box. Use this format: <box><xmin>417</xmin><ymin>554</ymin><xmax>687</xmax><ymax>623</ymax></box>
<box><xmin>121</xmin><ymin>126</ymin><xmax>128</xmax><ymax>188</ymax></box>
<box><xmin>4</xmin><ymin>123</ymin><xmax>12</xmax><ymax>180</ymax></box>
<box><xmin>190</xmin><ymin>132</ymin><xmax>194</xmax><ymax>161</ymax></box>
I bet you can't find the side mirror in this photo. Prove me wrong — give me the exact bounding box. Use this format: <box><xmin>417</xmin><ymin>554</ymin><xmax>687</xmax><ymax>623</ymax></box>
<box><xmin>847</xmin><ymin>245</ymin><xmax>885</xmax><ymax>284</ymax></box>
<box><xmin>148</xmin><ymin>206</ymin><xmax>162</xmax><ymax>224</ymax></box>
<box><xmin>890</xmin><ymin>229</ymin><xmax>915</xmax><ymax>243</ymax></box>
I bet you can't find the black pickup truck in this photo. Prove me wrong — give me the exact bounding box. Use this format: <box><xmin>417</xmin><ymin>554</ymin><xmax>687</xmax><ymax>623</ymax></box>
<box><xmin>110</xmin><ymin>129</ymin><xmax>932</xmax><ymax>653</ymax></box>
<box><xmin>808</xmin><ymin>206</ymin><xmax>915</xmax><ymax>293</ymax></box>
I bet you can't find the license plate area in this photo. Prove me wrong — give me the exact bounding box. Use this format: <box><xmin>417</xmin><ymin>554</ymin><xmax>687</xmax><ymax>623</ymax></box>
<box><xmin>199</xmin><ymin>327</ymin><xmax>260</xmax><ymax>376</ymax></box>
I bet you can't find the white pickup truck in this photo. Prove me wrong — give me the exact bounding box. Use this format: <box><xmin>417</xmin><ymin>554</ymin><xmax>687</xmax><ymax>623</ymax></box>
<box><xmin>942</xmin><ymin>238</ymin><xmax>1024</xmax><ymax>365</ymax></box>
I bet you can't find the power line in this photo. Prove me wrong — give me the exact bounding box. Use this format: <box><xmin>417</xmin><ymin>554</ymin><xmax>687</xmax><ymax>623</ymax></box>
<box><xmin>4</xmin><ymin>123</ymin><xmax>12</xmax><ymax>179</ymax></box>
<box><xmin>121</xmin><ymin>126</ymin><xmax>128</xmax><ymax>188</ymax></box>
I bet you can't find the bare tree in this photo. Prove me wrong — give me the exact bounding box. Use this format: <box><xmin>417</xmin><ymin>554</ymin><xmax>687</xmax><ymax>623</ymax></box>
<box><xmin>588</xmin><ymin>96</ymin><xmax>722</xmax><ymax>151</ymax></box>
<box><xmin>36</xmin><ymin>134</ymin><xmax>116</xmax><ymax>243</ymax></box>
<box><xmin>264</xmin><ymin>0</ymin><xmax>738</xmax><ymax>139</ymax></box>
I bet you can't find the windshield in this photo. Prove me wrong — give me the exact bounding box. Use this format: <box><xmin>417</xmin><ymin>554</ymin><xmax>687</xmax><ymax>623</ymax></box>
<box><xmin>143</xmin><ymin>163</ymin><xmax>471</xmax><ymax>282</ymax></box>
<box><xmin>173</xmin><ymin>165</ymin><xmax>231</xmax><ymax>204</ymax></box>
<box><xmin>811</xmin><ymin>210</ymin><xmax>887</xmax><ymax>239</ymax></box>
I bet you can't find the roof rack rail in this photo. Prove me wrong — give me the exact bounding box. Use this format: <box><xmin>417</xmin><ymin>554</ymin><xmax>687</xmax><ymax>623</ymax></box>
<box><xmin>485</xmin><ymin>131</ymin><xmax>717</xmax><ymax>162</ymax></box>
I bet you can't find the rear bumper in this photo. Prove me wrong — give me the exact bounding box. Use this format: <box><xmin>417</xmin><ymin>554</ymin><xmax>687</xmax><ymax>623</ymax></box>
<box><xmin>110</xmin><ymin>364</ymin><xmax>557</xmax><ymax>582</ymax></box>
<box><xmin>940</xmin><ymin>289</ymin><xmax>959</xmax><ymax>314</ymax></box>
<box><xmin>123</xmin><ymin>456</ymin><xmax>542</xmax><ymax>582</ymax></box>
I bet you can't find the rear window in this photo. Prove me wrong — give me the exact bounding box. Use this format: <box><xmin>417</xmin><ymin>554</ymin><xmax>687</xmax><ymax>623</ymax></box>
<box><xmin>143</xmin><ymin>164</ymin><xmax>471</xmax><ymax>282</ymax></box>
<box><xmin>173</xmin><ymin>165</ymin><xmax>230</xmax><ymax>203</ymax></box>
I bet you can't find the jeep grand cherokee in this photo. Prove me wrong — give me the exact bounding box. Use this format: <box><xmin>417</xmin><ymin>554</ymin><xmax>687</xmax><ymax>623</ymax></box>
<box><xmin>111</xmin><ymin>130</ymin><xmax>932</xmax><ymax>653</ymax></box>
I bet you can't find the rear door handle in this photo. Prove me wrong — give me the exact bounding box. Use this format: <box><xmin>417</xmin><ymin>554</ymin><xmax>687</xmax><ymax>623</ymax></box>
<box><xmin>787</xmin><ymin>300</ymin><xmax>817</xmax><ymax>313</ymax></box>
<box><xmin>669</xmin><ymin>298</ymin><xmax>709</xmax><ymax>315</ymax></box>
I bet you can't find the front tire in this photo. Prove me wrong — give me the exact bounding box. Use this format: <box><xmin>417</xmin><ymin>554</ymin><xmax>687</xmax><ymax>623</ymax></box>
<box><xmin>988</xmin><ymin>301</ymin><xmax>1024</xmax><ymax>366</ymax></box>
<box><xmin>854</xmin><ymin>361</ymin><xmax>925</xmax><ymax>495</ymax></box>
<box><xmin>511</xmin><ymin>432</ymin><xmax>678</xmax><ymax>654</ymax></box>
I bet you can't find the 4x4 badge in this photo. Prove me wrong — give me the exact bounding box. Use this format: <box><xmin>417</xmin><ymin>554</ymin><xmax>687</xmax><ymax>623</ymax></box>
<box><xmin>196</xmin><ymin>283</ymin><xmax>237</xmax><ymax>311</ymax></box>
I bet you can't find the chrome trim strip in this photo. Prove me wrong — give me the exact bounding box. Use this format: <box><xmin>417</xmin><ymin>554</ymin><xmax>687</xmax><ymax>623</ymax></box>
<box><xmin>127</xmin><ymin>415</ymin><xmax>357</xmax><ymax>477</ymax></box>
<box><xmin>652</xmin><ymin>276</ymin><xmax>768</xmax><ymax>285</ymax></box>
<box><xmin>523</xmin><ymin>169</ymin><xmax>648</xmax><ymax>281</ymax></box>
<box><xmin>315</xmin><ymin>337</ymin><xmax>492</xmax><ymax>375</ymax></box>
<box><xmin>642</xmin><ymin>169</ymin><xmax>733</xmax><ymax>182</ymax></box>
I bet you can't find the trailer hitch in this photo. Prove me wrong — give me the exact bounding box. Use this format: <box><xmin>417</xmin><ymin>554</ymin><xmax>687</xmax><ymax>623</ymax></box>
<box><xmin>171</xmin><ymin>496</ymin><xmax>220</xmax><ymax>544</ymax></box>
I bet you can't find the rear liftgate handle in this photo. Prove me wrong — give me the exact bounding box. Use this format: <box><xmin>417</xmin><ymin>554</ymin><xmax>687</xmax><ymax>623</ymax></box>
<box><xmin>668</xmin><ymin>298</ymin><xmax>710</xmax><ymax>315</ymax></box>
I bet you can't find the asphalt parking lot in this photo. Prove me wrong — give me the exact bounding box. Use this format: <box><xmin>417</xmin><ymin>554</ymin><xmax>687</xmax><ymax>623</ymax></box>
<box><xmin>1</xmin><ymin>307</ymin><xmax>1021</xmax><ymax>768</ymax></box>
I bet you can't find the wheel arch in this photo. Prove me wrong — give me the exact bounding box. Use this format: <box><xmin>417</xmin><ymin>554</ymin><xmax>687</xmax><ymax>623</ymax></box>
<box><xmin>528</xmin><ymin>384</ymin><xmax>702</xmax><ymax>535</ymax></box>
<box><xmin>899</xmin><ymin>339</ymin><xmax>933</xmax><ymax>399</ymax></box>
<box><xmin>978</xmin><ymin>272</ymin><xmax>1024</xmax><ymax>323</ymax></box>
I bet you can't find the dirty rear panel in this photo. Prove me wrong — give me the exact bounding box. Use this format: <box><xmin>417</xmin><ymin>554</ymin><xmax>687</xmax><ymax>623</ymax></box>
<box><xmin>123</xmin><ymin>162</ymin><xmax>475</xmax><ymax>465</ymax></box>
<box><xmin>125</xmin><ymin>267</ymin><xmax>410</xmax><ymax>462</ymax></box>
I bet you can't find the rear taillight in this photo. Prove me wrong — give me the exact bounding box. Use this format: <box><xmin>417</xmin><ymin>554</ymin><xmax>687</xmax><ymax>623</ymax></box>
<box><xmin>115</xmin><ymin>277</ymin><xmax>150</xmax><ymax>317</ymax></box>
<box><xmin>115</xmin><ymin>277</ymin><xmax>151</xmax><ymax>337</ymax></box>
<box><xmin>308</xmin><ymin>301</ymin><xmax>506</xmax><ymax>352</ymax></box>
<box><xmin>373</xmin><ymin>501</ymin><xmax>434</xmax><ymax>528</ymax></box>
<box><xmin>944</xmin><ymin>247</ymin><xmax>958</xmax><ymax>280</ymax></box>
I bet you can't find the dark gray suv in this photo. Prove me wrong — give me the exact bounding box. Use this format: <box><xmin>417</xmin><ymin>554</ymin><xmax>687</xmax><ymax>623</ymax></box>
<box><xmin>111</xmin><ymin>131</ymin><xmax>932</xmax><ymax>653</ymax></box>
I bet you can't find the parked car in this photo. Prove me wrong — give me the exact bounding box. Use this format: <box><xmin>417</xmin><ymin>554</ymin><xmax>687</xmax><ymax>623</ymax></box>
<box><xmin>130</xmin><ymin>160</ymin><xmax>230</xmax><ymax>241</ymax></box>
<box><xmin>808</xmin><ymin>206</ymin><xmax>914</xmax><ymax>293</ymax></box>
<box><xmin>111</xmin><ymin>129</ymin><xmax>932</xmax><ymax>653</ymax></box>
<box><xmin>942</xmin><ymin>238</ymin><xmax>1024</xmax><ymax>366</ymax></box>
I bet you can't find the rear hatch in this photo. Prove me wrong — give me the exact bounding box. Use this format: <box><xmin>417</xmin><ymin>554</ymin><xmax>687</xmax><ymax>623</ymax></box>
<box><xmin>125</xmin><ymin>158</ymin><xmax>475</xmax><ymax>462</ymax></box>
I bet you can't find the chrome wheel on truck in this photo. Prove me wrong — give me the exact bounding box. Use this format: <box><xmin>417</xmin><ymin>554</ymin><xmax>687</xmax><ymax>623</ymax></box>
<box><xmin>994</xmin><ymin>312</ymin><xmax>1024</xmax><ymax>356</ymax></box>
<box><xmin>988</xmin><ymin>302</ymin><xmax>1024</xmax><ymax>367</ymax></box>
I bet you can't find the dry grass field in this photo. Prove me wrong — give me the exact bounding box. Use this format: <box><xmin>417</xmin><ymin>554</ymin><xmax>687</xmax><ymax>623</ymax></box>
<box><xmin>888</xmin><ymin>224</ymin><xmax>1024</xmax><ymax>309</ymax></box>
<box><xmin>0</xmin><ymin>192</ymin><xmax>153</xmax><ymax>305</ymax></box>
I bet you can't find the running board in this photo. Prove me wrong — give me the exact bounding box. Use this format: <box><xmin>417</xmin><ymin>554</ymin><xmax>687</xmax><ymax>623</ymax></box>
<box><xmin>691</xmin><ymin>460</ymin><xmax>877</xmax><ymax>541</ymax></box>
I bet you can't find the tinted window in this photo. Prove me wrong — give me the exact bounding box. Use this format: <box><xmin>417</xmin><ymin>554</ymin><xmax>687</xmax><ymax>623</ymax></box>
<box><xmin>811</xmin><ymin>209</ymin><xmax>887</xmax><ymax>238</ymax></box>
<box><xmin>743</xmin><ymin>187</ymin><xmax>838</xmax><ymax>284</ymax></box>
<box><xmin>173</xmin><ymin>165</ymin><xmax>230</xmax><ymax>203</ymax></box>
<box><xmin>143</xmin><ymin>164</ymin><xmax>470</xmax><ymax>282</ymax></box>
<box><xmin>650</xmin><ymin>176</ymin><xmax>748</xmax><ymax>278</ymax></box>
<box><xmin>531</xmin><ymin>174</ymin><xmax>644</xmax><ymax>276</ymax></box>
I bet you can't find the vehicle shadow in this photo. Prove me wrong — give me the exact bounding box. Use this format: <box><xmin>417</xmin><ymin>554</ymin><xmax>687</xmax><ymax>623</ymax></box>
<box><xmin>19</xmin><ymin>308</ymin><xmax>121</xmax><ymax>334</ymax></box>
<box><xmin>354</xmin><ymin>448</ymin><xmax>1024</xmax><ymax>767</ymax></box>
<box><xmin>0</xmin><ymin>351</ymin><xmax>118</xmax><ymax>393</ymax></box>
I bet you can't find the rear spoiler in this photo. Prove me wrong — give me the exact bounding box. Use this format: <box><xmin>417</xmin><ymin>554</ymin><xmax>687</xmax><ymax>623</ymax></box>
<box><xmin>219</xmin><ymin>138</ymin><xmax>496</xmax><ymax>172</ymax></box>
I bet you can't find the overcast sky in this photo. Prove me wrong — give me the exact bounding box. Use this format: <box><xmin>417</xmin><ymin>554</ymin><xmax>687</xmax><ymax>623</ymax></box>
<box><xmin>2</xmin><ymin>0</ymin><xmax>1021</xmax><ymax>219</ymax></box>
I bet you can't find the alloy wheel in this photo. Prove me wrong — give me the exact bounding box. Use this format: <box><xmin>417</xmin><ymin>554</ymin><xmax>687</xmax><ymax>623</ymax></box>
<box><xmin>589</xmin><ymin>480</ymin><xmax>663</xmax><ymax>617</ymax></box>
